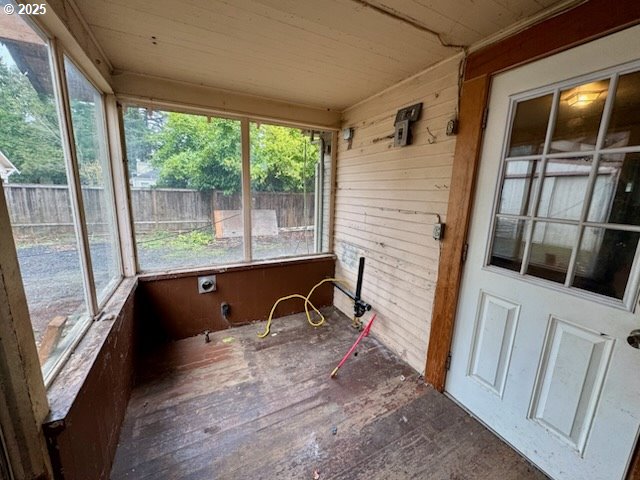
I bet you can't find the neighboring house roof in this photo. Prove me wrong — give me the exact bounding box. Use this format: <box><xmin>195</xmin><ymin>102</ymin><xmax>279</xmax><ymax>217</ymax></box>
<box><xmin>0</xmin><ymin>150</ymin><xmax>19</xmax><ymax>182</ymax></box>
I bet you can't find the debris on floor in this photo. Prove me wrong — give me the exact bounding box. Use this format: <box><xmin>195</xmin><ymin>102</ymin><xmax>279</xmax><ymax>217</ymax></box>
<box><xmin>222</xmin><ymin>337</ymin><xmax>235</xmax><ymax>343</ymax></box>
<box><xmin>313</xmin><ymin>469</ymin><xmax>320</xmax><ymax>479</ymax></box>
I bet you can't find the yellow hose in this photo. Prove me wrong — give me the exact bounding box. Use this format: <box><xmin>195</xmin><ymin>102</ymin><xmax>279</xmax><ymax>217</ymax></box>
<box><xmin>258</xmin><ymin>278</ymin><xmax>350</xmax><ymax>338</ymax></box>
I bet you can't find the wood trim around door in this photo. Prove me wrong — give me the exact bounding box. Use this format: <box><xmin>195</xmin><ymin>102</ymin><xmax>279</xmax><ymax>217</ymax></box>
<box><xmin>424</xmin><ymin>74</ymin><xmax>489</xmax><ymax>392</ymax></box>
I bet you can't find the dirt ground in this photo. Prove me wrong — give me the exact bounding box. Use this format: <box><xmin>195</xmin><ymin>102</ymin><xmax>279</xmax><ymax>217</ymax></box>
<box><xmin>16</xmin><ymin>230</ymin><xmax>316</xmax><ymax>345</ymax></box>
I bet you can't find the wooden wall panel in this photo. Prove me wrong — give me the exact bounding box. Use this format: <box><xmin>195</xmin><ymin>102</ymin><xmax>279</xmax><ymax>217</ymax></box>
<box><xmin>137</xmin><ymin>256</ymin><xmax>335</xmax><ymax>344</ymax></box>
<box><xmin>44</xmin><ymin>280</ymin><xmax>137</xmax><ymax>480</ymax></box>
<box><xmin>333</xmin><ymin>56</ymin><xmax>461</xmax><ymax>373</ymax></box>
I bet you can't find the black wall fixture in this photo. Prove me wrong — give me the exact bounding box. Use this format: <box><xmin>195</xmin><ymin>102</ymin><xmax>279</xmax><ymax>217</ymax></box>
<box><xmin>394</xmin><ymin>103</ymin><xmax>422</xmax><ymax>146</ymax></box>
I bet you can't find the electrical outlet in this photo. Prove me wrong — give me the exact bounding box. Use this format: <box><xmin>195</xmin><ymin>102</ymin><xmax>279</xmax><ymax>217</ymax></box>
<box><xmin>433</xmin><ymin>223</ymin><xmax>444</xmax><ymax>240</ymax></box>
<box><xmin>198</xmin><ymin>275</ymin><xmax>217</xmax><ymax>294</ymax></box>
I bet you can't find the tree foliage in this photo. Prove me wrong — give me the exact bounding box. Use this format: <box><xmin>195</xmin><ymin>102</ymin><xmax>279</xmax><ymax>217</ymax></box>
<box><xmin>0</xmin><ymin>59</ymin><xmax>67</xmax><ymax>184</ymax></box>
<box><xmin>250</xmin><ymin>123</ymin><xmax>317</xmax><ymax>193</ymax></box>
<box><xmin>0</xmin><ymin>53</ymin><xmax>320</xmax><ymax>193</ymax></box>
<box><xmin>141</xmin><ymin>111</ymin><xmax>319</xmax><ymax>193</ymax></box>
<box><xmin>150</xmin><ymin>113</ymin><xmax>242</xmax><ymax>193</ymax></box>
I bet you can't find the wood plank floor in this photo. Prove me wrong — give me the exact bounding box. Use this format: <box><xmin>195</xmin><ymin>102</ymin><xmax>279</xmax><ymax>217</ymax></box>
<box><xmin>111</xmin><ymin>307</ymin><xmax>547</xmax><ymax>479</ymax></box>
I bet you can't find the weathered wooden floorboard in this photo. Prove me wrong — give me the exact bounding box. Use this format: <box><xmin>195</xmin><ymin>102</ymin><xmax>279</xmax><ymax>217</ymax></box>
<box><xmin>111</xmin><ymin>308</ymin><xmax>546</xmax><ymax>479</ymax></box>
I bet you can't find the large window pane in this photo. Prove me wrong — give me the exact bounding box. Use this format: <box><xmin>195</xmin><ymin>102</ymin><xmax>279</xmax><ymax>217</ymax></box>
<box><xmin>0</xmin><ymin>14</ymin><xmax>87</xmax><ymax>371</ymax></box>
<box><xmin>250</xmin><ymin>123</ymin><xmax>320</xmax><ymax>260</ymax></box>
<box><xmin>64</xmin><ymin>58</ymin><xmax>121</xmax><ymax>301</ymax></box>
<box><xmin>123</xmin><ymin>107</ymin><xmax>243</xmax><ymax>271</ymax></box>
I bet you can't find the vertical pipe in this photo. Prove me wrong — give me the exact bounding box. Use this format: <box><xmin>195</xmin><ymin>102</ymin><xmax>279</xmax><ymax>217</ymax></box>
<box><xmin>355</xmin><ymin>256</ymin><xmax>365</xmax><ymax>301</ymax></box>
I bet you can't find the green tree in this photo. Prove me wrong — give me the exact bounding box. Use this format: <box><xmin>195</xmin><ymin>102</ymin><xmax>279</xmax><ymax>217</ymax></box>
<box><xmin>250</xmin><ymin>124</ymin><xmax>317</xmax><ymax>192</ymax></box>
<box><xmin>0</xmin><ymin>58</ymin><xmax>67</xmax><ymax>184</ymax></box>
<box><xmin>123</xmin><ymin>107</ymin><xmax>165</xmax><ymax>176</ymax></box>
<box><xmin>150</xmin><ymin>113</ymin><xmax>242</xmax><ymax>193</ymax></box>
<box><xmin>146</xmin><ymin>112</ymin><xmax>318</xmax><ymax>193</ymax></box>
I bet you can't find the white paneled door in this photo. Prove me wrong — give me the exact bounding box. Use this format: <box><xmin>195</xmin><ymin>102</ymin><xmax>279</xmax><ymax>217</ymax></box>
<box><xmin>446</xmin><ymin>25</ymin><xmax>640</xmax><ymax>480</ymax></box>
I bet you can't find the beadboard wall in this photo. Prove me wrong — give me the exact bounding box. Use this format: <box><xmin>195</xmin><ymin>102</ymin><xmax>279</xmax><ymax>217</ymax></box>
<box><xmin>333</xmin><ymin>55</ymin><xmax>462</xmax><ymax>373</ymax></box>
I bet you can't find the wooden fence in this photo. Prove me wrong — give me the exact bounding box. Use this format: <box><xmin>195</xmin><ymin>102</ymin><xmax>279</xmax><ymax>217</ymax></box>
<box><xmin>4</xmin><ymin>184</ymin><xmax>314</xmax><ymax>239</ymax></box>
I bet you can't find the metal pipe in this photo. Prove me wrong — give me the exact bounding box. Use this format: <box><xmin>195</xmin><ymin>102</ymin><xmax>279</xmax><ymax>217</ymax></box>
<box><xmin>355</xmin><ymin>256</ymin><xmax>365</xmax><ymax>301</ymax></box>
<box><xmin>333</xmin><ymin>281</ymin><xmax>356</xmax><ymax>301</ymax></box>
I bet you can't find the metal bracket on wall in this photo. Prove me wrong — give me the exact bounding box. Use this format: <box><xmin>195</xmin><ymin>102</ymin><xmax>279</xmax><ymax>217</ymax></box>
<box><xmin>394</xmin><ymin>103</ymin><xmax>423</xmax><ymax>146</ymax></box>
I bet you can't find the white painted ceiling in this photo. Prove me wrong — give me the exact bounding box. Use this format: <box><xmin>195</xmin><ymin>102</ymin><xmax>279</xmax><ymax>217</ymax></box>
<box><xmin>75</xmin><ymin>0</ymin><xmax>568</xmax><ymax>110</ymax></box>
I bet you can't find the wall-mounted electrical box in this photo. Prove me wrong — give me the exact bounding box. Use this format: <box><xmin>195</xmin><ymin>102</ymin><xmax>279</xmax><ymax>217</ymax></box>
<box><xmin>432</xmin><ymin>222</ymin><xmax>444</xmax><ymax>240</ymax></box>
<box><xmin>394</xmin><ymin>103</ymin><xmax>422</xmax><ymax>147</ymax></box>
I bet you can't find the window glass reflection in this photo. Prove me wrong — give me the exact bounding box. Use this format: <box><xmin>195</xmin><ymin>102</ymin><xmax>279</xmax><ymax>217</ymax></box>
<box><xmin>551</xmin><ymin>80</ymin><xmax>609</xmax><ymax>153</ymax></box>
<box><xmin>605</xmin><ymin>71</ymin><xmax>640</xmax><ymax>148</ymax></box>
<box><xmin>573</xmin><ymin>227</ymin><xmax>639</xmax><ymax>300</ymax></box>
<box><xmin>508</xmin><ymin>94</ymin><xmax>553</xmax><ymax>157</ymax></box>
<box><xmin>526</xmin><ymin>222</ymin><xmax>578</xmax><ymax>284</ymax></box>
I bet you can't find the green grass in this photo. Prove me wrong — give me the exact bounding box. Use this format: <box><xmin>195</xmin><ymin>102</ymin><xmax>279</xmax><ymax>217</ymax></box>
<box><xmin>139</xmin><ymin>229</ymin><xmax>216</xmax><ymax>252</ymax></box>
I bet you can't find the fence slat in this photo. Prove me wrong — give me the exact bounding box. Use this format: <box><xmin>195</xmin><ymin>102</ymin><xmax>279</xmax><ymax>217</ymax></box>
<box><xmin>3</xmin><ymin>185</ymin><xmax>315</xmax><ymax>239</ymax></box>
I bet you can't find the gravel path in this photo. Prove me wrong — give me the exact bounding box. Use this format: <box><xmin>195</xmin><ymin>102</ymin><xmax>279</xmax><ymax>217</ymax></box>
<box><xmin>17</xmin><ymin>230</ymin><xmax>315</xmax><ymax>344</ymax></box>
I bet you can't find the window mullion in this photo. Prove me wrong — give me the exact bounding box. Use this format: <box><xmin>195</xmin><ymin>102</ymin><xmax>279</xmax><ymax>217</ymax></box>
<box><xmin>520</xmin><ymin>89</ymin><xmax>560</xmax><ymax>275</ymax></box>
<box><xmin>50</xmin><ymin>39</ymin><xmax>99</xmax><ymax>316</ymax></box>
<box><xmin>106</xmin><ymin>97</ymin><xmax>138</xmax><ymax>276</ymax></box>
<box><xmin>241</xmin><ymin>118</ymin><xmax>252</xmax><ymax>262</ymax></box>
<box><xmin>565</xmin><ymin>73</ymin><xmax>620</xmax><ymax>287</ymax></box>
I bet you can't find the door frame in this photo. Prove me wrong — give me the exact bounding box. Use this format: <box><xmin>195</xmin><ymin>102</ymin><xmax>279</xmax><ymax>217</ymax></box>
<box><xmin>424</xmin><ymin>0</ymin><xmax>640</xmax><ymax>477</ymax></box>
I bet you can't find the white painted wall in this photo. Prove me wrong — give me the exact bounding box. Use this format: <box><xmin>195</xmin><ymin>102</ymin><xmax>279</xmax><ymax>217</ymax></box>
<box><xmin>333</xmin><ymin>55</ymin><xmax>461</xmax><ymax>373</ymax></box>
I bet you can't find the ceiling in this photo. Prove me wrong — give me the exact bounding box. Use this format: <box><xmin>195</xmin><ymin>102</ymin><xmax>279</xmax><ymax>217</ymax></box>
<box><xmin>75</xmin><ymin>0</ymin><xmax>570</xmax><ymax>111</ymax></box>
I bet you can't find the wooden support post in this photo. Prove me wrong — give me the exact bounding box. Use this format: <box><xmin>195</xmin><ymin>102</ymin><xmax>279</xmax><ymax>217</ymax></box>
<box><xmin>241</xmin><ymin>118</ymin><xmax>252</xmax><ymax>262</ymax></box>
<box><xmin>0</xmin><ymin>182</ymin><xmax>53</xmax><ymax>479</ymax></box>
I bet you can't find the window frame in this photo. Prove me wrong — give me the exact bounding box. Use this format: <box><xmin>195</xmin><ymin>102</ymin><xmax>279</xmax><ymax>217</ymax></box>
<box><xmin>0</xmin><ymin>19</ymin><xmax>125</xmax><ymax>386</ymax></box>
<box><xmin>120</xmin><ymin>101</ymin><xmax>335</xmax><ymax>272</ymax></box>
<box><xmin>483</xmin><ymin>59</ymin><xmax>640</xmax><ymax>312</ymax></box>
<box><xmin>60</xmin><ymin>52</ymin><xmax>124</xmax><ymax>308</ymax></box>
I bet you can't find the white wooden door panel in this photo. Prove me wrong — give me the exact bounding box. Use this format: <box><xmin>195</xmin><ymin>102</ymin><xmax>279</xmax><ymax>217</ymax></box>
<box><xmin>468</xmin><ymin>291</ymin><xmax>520</xmax><ymax>397</ymax></box>
<box><xmin>447</xmin><ymin>25</ymin><xmax>640</xmax><ymax>480</ymax></box>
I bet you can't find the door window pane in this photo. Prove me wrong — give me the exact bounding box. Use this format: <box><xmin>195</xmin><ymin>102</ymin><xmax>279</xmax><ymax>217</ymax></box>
<box><xmin>527</xmin><ymin>222</ymin><xmax>577</xmax><ymax>284</ymax></box>
<box><xmin>0</xmin><ymin>15</ymin><xmax>88</xmax><ymax>371</ymax></box>
<box><xmin>507</xmin><ymin>94</ymin><xmax>552</xmax><ymax>157</ymax></box>
<box><xmin>537</xmin><ymin>157</ymin><xmax>592</xmax><ymax>221</ymax></box>
<box><xmin>587</xmin><ymin>153</ymin><xmax>640</xmax><ymax>225</ymax></box>
<box><xmin>573</xmin><ymin>227</ymin><xmax>640</xmax><ymax>300</ymax></box>
<box><xmin>489</xmin><ymin>218</ymin><xmax>528</xmax><ymax>272</ymax></box>
<box><xmin>490</xmin><ymin>68</ymin><xmax>640</xmax><ymax>303</ymax></box>
<box><xmin>123</xmin><ymin>107</ymin><xmax>244</xmax><ymax>271</ymax></box>
<box><xmin>551</xmin><ymin>80</ymin><xmax>609</xmax><ymax>153</ymax></box>
<box><xmin>250</xmin><ymin>123</ymin><xmax>320</xmax><ymax>260</ymax></box>
<box><xmin>498</xmin><ymin>160</ymin><xmax>540</xmax><ymax>216</ymax></box>
<box><xmin>605</xmin><ymin>71</ymin><xmax>640</xmax><ymax>148</ymax></box>
<box><xmin>64</xmin><ymin>58</ymin><xmax>121</xmax><ymax>301</ymax></box>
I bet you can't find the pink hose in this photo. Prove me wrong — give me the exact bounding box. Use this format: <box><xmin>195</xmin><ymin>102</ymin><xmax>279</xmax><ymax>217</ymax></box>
<box><xmin>330</xmin><ymin>313</ymin><xmax>377</xmax><ymax>378</ymax></box>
